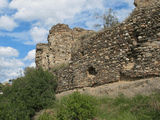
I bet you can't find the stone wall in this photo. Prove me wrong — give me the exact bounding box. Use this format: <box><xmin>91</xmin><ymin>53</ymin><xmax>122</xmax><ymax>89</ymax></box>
<box><xmin>36</xmin><ymin>1</ymin><xmax>160</xmax><ymax>93</ymax></box>
<box><xmin>36</xmin><ymin>43</ymin><xmax>49</xmax><ymax>70</ymax></box>
<box><xmin>134</xmin><ymin>0</ymin><xmax>159</xmax><ymax>7</ymax></box>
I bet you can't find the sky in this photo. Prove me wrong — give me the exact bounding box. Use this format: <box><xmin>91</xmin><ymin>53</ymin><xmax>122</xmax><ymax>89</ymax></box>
<box><xmin>0</xmin><ymin>0</ymin><xmax>135</xmax><ymax>83</ymax></box>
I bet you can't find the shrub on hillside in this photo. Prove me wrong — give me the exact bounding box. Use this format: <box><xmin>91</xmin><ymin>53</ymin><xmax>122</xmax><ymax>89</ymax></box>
<box><xmin>0</xmin><ymin>67</ymin><xmax>57</xmax><ymax>120</ymax></box>
<box><xmin>38</xmin><ymin>111</ymin><xmax>56</xmax><ymax>120</ymax></box>
<box><xmin>57</xmin><ymin>92</ymin><xmax>97</xmax><ymax>120</ymax></box>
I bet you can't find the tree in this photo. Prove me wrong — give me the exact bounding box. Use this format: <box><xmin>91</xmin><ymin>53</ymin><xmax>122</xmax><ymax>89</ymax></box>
<box><xmin>94</xmin><ymin>8</ymin><xmax>119</xmax><ymax>30</ymax></box>
<box><xmin>0</xmin><ymin>67</ymin><xmax>57</xmax><ymax>120</ymax></box>
<box><xmin>0</xmin><ymin>83</ymin><xmax>3</xmax><ymax>91</ymax></box>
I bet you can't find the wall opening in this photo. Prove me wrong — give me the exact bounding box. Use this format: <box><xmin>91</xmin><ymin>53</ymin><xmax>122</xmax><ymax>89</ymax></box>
<box><xmin>71</xmin><ymin>75</ymin><xmax>75</xmax><ymax>84</ymax></box>
<box><xmin>81</xmin><ymin>51</ymin><xmax>84</xmax><ymax>56</ymax></box>
<box><xmin>133</xmin><ymin>30</ymin><xmax>140</xmax><ymax>41</ymax></box>
<box><xmin>88</xmin><ymin>66</ymin><xmax>97</xmax><ymax>75</ymax></box>
<box><xmin>127</xmin><ymin>47</ymin><xmax>138</xmax><ymax>59</ymax></box>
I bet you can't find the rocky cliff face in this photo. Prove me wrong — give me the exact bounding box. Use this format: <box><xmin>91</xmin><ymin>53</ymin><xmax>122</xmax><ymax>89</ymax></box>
<box><xmin>36</xmin><ymin>1</ymin><xmax>160</xmax><ymax>93</ymax></box>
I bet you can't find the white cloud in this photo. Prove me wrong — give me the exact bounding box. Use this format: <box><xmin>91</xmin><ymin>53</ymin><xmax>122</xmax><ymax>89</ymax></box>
<box><xmin>6</xmin><ymin>0</ymin><xmax>135</xmax><ymax>44</ymax></box>
<box><xmin>30</xmin><ymin>27</ymin><xmax>48</xmax><ymax>44</ymax></box>
<box><xmin>9</xmin><ymin>0</ymin><xmax>104</xmax><ymax>27</ymax></box>
<box><xmin>0</xmin><ymin>46</ymin><xmax>19</xmax><ymax>57</ymax></box>
<box><xmin>0</xmin><ymin>68</ymin><xmax>24</xmax><ymax>82</ymax></box>
<box><xmin>24</xmin><ymin>49</ymin><xmax>35</xmax><ymax>61</ymax></box>
<box><xmin>0</xmin><ymin>29</ymin><xmax>47</xmax><ymax>45</ymax></box>
<box><xmin>0</xmin><ymin>0</ymin><xmax>8</xmax><ymax>9</ymax></box>
<box><xmin>23</xmin><ymin>49</ymin><xmax>36</xmax><ymax>69</ymax></box>
<box><xmin>0</xmin><ymin>57</ymin><xmax>24</xmax><ymax>68</ymax></box>
<box><xmin>0</xmin><ymin>16</ymin><xmax>18</xmax><ymax>31</ymax></box>
<box><xmin>0</xmin><ymin>46</ymin><xmax>24</xmax><ymax>82</ymax></box>
<box><xmin>29</xmin><ymin>62</ymin><xmax>36</xmax><ymax>67</ymax></box>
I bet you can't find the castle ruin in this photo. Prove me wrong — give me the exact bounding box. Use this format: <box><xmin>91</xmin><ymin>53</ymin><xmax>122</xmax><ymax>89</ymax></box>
<box><xmin>36</xmin><ymin>0</ymin><xmax>160</xmax><ymax>93</ymax></box>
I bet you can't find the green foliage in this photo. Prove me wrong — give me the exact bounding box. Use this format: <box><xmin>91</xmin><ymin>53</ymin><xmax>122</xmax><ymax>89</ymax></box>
<box><xmin>0</xmin><ymin>101</ymin><xmax>31</xmax><ymax>120</ymax></box>
<box><xmin>38</xmin><ymin>112</ymin><xmax>56</xmax><ymax>120</ymax></box>
<box><xmin>57</xmin><ymin>92</ymin><xmax>97</xmax><ymax>120</ymax></box>
<box><xmin>0</xmin><ymin>83</ymin><xmax>3</xmax><ymax>91</ymax></box>
<box><xmin>96</xmin><ymin>93</ymin><xmax>160</xmax><ymax>120</ymax></box>
<box><xmin>1</xmin><ymin>66</ymin><xmax>160</xmax><ymax>120</ymax></box>
<box><xmin>33</xmin><ymin>92</ymin><xmax>160</xmax><ymax>120</ymax></box>
<box><xmin>0</xmin><ymin>67</ymin><xmax>57</xmax><ymax>120</ymax></box>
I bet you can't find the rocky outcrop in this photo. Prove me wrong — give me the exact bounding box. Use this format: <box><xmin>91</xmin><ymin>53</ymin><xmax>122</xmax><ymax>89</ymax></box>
<box><xmin>36</xmin><ymin>1</ymin><xmax>160</xmax><ymax>93</ymax></box>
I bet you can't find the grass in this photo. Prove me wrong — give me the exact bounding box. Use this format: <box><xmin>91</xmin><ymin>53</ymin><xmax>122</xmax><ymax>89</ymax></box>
<box><xmin>36</xmin><ymin>92</ymin><xmax>160</xmax><ymax>120</ymax></box>
<box><xmin>96</xmin><ymin>93</ymin><xmax>160</xmax><ymax>120</ymax></box>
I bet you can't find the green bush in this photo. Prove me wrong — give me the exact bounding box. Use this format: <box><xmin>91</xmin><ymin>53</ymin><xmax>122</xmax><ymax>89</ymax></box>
<box><xmin>57</xmin><ymin>92</ymin><xmax>97</xmax><ymax>120</ymax></box>
<box><xmin>0</xmin><ymin>101</ymin><xmax>31</xmax><ymax>120</ymax></box>
<box><xmin>38</xmin><ymin>112</ymin><xmax>56</xmax><ymax>120</ymax></box>
<box><xmin>0</xmin><ymin>67</ymin><xmax>57</xmax><ymax>120</ymax></box>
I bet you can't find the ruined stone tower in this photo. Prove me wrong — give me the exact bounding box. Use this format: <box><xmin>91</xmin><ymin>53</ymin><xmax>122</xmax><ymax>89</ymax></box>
<box><xmin>36</xmin><ymin>24</ymin><xmax>94</xmax><ymax>70</ymax></box>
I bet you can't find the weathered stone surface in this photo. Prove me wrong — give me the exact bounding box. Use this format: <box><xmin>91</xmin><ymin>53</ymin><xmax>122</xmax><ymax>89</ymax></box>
<box><xmin>36</xmin><ymin>43</ymin><xmax>49</xmax><ymax>70</ymax></box>
<box><xmin>134</xmin><ymin>0</ymin><xmax>159</xmax><ymax>7</ymax></box>
<box><xmin>36</xmin><ymin>2</ymin><xmax>160</xmax><ymax>93</ymax></box>
<box><xmin>36</xmin><ymin>24</ymin><xmax>94</xmax><ymax>70</ymax></box>
<box><xmin>56</xmin><ymin>77</ymin><xmax>160</xmax><ymax>98</ymax></box>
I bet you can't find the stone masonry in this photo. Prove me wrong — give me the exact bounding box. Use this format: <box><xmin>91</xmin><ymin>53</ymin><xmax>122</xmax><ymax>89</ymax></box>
<box><xmin>36</xmin><ymin>24</ymin><xmax>94</xmax><ymax>70</ymax></box>
<box><xmin>134</xmin><ymin>0</ymin><xmax>159</xmax><ymax>7</ymax></box>
<box><xmin>36</xmin><ymin>0</ymin><xmax>160</xmax><ymax>93</ymax></box>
